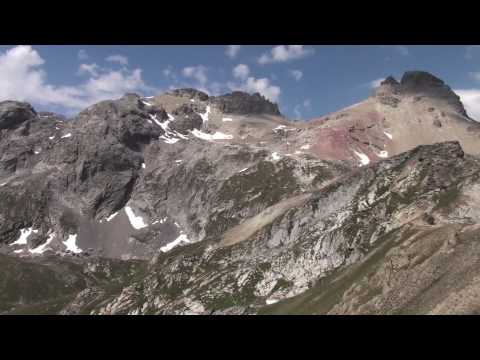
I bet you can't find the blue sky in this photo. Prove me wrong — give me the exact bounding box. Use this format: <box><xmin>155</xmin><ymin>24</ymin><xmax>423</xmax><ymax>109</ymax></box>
<box><xmin>1</xmin><ymin>45</ymin><xmax>480</xmax><ymax>120</ymax></box>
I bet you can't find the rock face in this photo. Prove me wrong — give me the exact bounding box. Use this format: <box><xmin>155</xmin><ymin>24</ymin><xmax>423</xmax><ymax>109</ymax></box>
<box><xmin>168</xmin><ymin>88</ymin><xmax>209</xmax><ymax>102</ymax></box>
<box><xmin>2</xmin><ymin>72</ymin><xmax>480</xmax><ymax>315</ymax></box>
<box><xmin>210</xmin><ymin>91</ymin><xmax>281</xmax><ymax>116</ymax></box>
<box><xmin>399</xmin><ymin>71</ymin><xmax>468</xmax><ymax>117</ymax></box>
<box><xmin>0</xmin><ymin>101</ymin><xmax>37</xmax><ymax>130</ymax></box>
<box><xmin>170</xmin><ymin>104</ymin><xmax>203</xmax><ymax>134</ymax></box>
<box><xmin>400</xmin><ymin>71</ymin><xmax>446</xmax><ymax>89</ymax></box>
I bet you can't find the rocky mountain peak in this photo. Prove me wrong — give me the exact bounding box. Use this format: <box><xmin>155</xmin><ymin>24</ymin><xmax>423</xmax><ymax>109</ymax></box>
<box><xmin>0</xmin><ymin>101</ymin><xmax>37</xmax><ymax>130</ymax></box>
<box><xmin>210</xmin><ymin>91</ymin><xmax>281</xmax><ymax>116</ymax></box>
<box><xmin>371</xmin><ymin>71</ymin><xmax>469</xmax><ymax>117</ymax></box>
<box><xmin>381</xmin><ymin>76</ymin><xmax>400</xmax><ymax>86</ymax></box>
<box><xmin>168</xmin><ymin>88</ymin><xmax>209</xmax><ymax>101</ymax></box>
<box><xmin>400</xmin><ymin>71</ymin><xmax>445</xmax><ymax>88</ymax></box>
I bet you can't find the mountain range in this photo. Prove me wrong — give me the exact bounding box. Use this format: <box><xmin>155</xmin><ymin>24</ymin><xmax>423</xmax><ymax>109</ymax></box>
<box><xmin>1</xmin><ymin>70</ymin><xmax>480</xmax><ymax>315</ymax></box>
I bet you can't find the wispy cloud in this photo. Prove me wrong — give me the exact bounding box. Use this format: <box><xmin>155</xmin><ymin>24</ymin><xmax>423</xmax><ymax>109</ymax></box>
<box><xmin>289</xmin><ymin>69</ymin><xmax>303</xmax><ymax>81</ymax></box>
<box><xmin>0</xmin><ymin>45</ymin><xmax>156</xmax><ymax>114</ymax></box>
<box><xmin>232</xmin><ymin>64</ymin><xmax>250</xmax><ymax>80</ymax></box>
<box><xmin>469</xmin><ymin>72</ymin><xmax>480</xmax><ymax>81</ymax></box>
<box><xmin>106</xmin><ymin>54</ymin><xmax>129</xmax><ymax>66</ymax></box>
<box><xmin>77</xmin><ymin>63</ymin><xmax>100</xmax><ymax>77</ymax></box>
<box><xmin>182</xmin><ymin>65</ymin><xmax>208</xmax><ymax>86</ymax></box>
<box><xmin>293</xmin><ymin>104</ymin><xmax>302</xmax><ymax>119</ymax></box>
<box><xmin>394</xmin><ymin>45</ymin><xmax>410</xmax><ymax>56</ymax></box>
<box><xmin>162</xmin><ymin>65</ymin><xmax>178</xmax><ymax>82</ymax></box>
<box><xmin>226</xmin><ymin>45</ymin><xmax>241</xmax><ymax>59</ymax></box>
<box><xmin>77</xmin><ymin>49</ymin><xmax>89</xmax><ymax>60</ymax></box>
<box><xmin>258</xmin><ymin>45</ymin><xmax>314</xmax><ymax>65</ymax></box>
<box><xmin>465</xmin><ymin>45</ymin><xmax>480</xmax><ymax>60</ymax></box>
<box><xmin>293</xmin><ymin>99</ymin><xmax>312</xmax><ymax>120</ymax></box>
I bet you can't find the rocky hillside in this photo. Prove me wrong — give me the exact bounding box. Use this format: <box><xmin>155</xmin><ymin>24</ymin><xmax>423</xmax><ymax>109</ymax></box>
<box><xmin>2</xmin><ymin>71</ymin><xmax>480</xmax><ymax>314</ymax></box>
<box><xmin>304</xmin><ymin>71</ymin><xmax>480</xmax><ymax>165</ymax></box>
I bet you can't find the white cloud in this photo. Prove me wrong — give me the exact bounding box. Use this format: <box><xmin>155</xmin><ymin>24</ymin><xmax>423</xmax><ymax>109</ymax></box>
<box><xmin>106</xmin><ymin>54</ymin><xmax>128</xmax><ymax>66</ymax></box>
<box><xmin>0</xmin><ymin>45</ymin><xmax>156</xmax><ymax>114</ymax></box>
<box><xmin>469</xmin><ymin>72</ymin><xmax>480</xmax><ymax>82</ymax></box>
<box><xmin>293</xmin><ymin>104</ymin><xmax>302</xmax><ymax>119</ymax></box>
<box><xmin>77</xmin><ymin>63</ymin><xmax>100</xmax><ymax>77</ymax></box>
<box><xmin>466</xmin><ymin>45</ymin><xmax>480</xmax><ymax>60</ymax></box>
<box><xmin>162</xmin><ymin>66</ymin><xmax>178</xmax><ymax>83</ymax></box>
<box><xmin>78</xmin><ymin>49</ymin><xmax>89</xmax><ymax>60</ymax></box>
<box><xmin>226</xmin><ymin>45</ymin><xmax>241</xmax><ymax>59</ymax></box>
<box><xmin>232</xmin><ymin>64</ymin><xmax>249</xmax><ymax>80</ymax></box>
<box><xmin>228</xmin><ymin>76</ymin><xmax>280</xmax><ymax>103</ymax></box>
<box><xmin>292</xmin><ymin>99</ymin><xmax>311</xmax><ymax>120</ymax></box>
<box><xmin>182</xmin><ymin>65</ymin><xmax>208</xmax><ymax>86</ymax></box>
<box><xmin>258</xmin><ymin>45</ymin><xmax>314</xmax><ymax>65</ymax></box>
<box><xmin>168</xmin><ymin>65</ymin><xmax>224</xmax><ymax>96</ymax></box>
<box><xmin>394</xmin><ymin>45</ymin><xmax>409</xmax><ymax>56</ymax></box>
<box><xmin>455</xmin><ymin>89</ymin><xmax>480</xmax><ymax>121</ymax></box>
<box><xmin>369</xmin><ymin>78</ymin><xmax>385</xmax><ymax>88</ymax></box>
<box><xmin>290</xmin><ymin>69</ymin><xmax>303</xmax><ymax>81</ymax></box>
<box><xmin>163</xmin><ymin>66</ymin><xmax>173</xmax><ymax>78</ymax></box>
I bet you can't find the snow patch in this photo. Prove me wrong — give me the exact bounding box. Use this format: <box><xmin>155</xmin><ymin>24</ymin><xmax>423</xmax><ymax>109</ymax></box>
<box><xmin>49</xmin><ymin>136</ymin><xmax>55</xmax><ymax>140</ymax></box>
<box><xmin>266</xmin><ymin>298</ymin><xmax>279</xmax><ymax>305</ymax></box>
<box><xmin>11</xmin><ymin>227</ymin><xmax>39</xmax><ymax>246</ymax></box>
<box><xmin>142</xmin><ymin>100</ymin><xmax>152</xmax><ymax>106</ymax></box>
<box><xmin>191</xmin><ymin>129</ymin><xmax>233</xmax><ymax>141</ymax></box>
<box><xmin>273</xmin><ymin>125</ymin><xmax>286</xmax><ymax>131</ymax></box>
<box><xmin>271</xmin><ymin>152</ymin><xmax>281</xmax><ymax>161</ymax></box>
<box><xmin>150</xmin><ymin>114</ymin><xmax>165</xmax><ymax>128</ymax></box>
<box><xmin>222</xmin><ymin>117</ymin><xmax>233</xmax><ymax>122</ymax></box>
<box><xmin>142</xmin><ymin>163</ymin><xmax>146</xmax><ymax>169</ymax></box>
<box><xmin>239</xmin><ymin>167</ymin><xmax>248</xmax><ymax>173</ymax></box>
<box><xmin>300</xmin><ymin>144</ymin><xmax>311</xmax><ymax>150</ymax></box>
<box><xmin>125</xmin><ymin>206</ymin><xmax>148</xmax><ymax>229</ymax></box>
<box><xmin>30</xmin><ymin>233</ymin><xmax>55</xmax><ymax>254</ymax></box>
<box><xmin>175</xmin><ymin>160</ymin><xmax>182</xmax><ymax>163</ymax></box>
<box><xmin>106</xmin><ymin>212</ymin><xmax>118</xmax><ymax>222</ymax></box>
<box><xmin>199</xmin><ymin>106</ymin><xmax>211</xmax><ymax>123</ymax></box>
<box><xmin>61</xmin><ymin>133</ymin><xmax>72</xmax><ymax>138</ymax></box>
<box><xmin>63</xmin><ymin>234</ymin><xmax>82</xmax><ymax>254</ymax></box>
<box><xmin>160</xmin><ymin>136</ymin><xmax>180</xmax><ymax>144</ymax></box>
<box><xmin>353</xmin><ymin>150</ymin><xmax>370</xmax><ymax>166</ymax></box>
<box><xmin>153</xmin><ymin>113</ymin><xmax>189</xmax><ymax>144</ymax></box>
<box><xmin>0</xmin><ymin>182</ymin><xmax>7</xmax><ymax>187</ymax></box>
<box><xmin>153</xmin><ymin>217</ymin><xmax>168</xmax><ymax>225</ymax></box>
<box><xmin>160</xmin><ymin>233</ymin><xmax>190</xmax><ymax>253</ymax></box>
<box><xmin>190</xmin><ymin>99</ymin><xmax>195</xmax><ymax>102</ymax></box>
<box><xmin>14</xmin><ymin>249</ymin><xmax>24</xmax><ymax>254</ymax></box>
<box><xmin>34</xmin><ymin>150</ymin><xmax>40</xmax><ymax>154</ymax></box>
<box><xmin>384</xmin><ymin>131</ymin><xmax>393</xmax><ymax>140</ymax></box>
<box><xmin>377</xmin><ymin>151</ymin><xmax>388</xmax><ymax>158</ymax></box>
